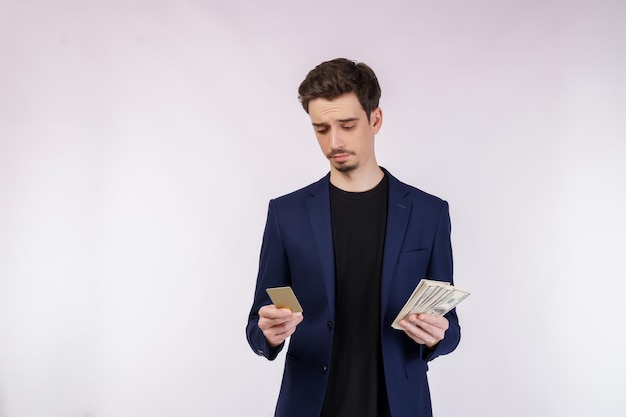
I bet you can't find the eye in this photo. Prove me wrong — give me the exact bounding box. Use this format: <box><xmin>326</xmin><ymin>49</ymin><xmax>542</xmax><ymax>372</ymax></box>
<box><xmin>316</xmin><ymin>127</ymin><xmax>329</xmax><ymax>134</ymax></box>
<box><xmin>342</xmin><ymin>124</ymin><xmax>355</xmax><ymax>130</ymax></box>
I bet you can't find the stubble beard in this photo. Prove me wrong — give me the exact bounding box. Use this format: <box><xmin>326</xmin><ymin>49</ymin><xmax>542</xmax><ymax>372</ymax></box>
<box><xmin>333</xmin><ymin>161</ymin><xmax>358</xmax><ymax>173</ymax></box>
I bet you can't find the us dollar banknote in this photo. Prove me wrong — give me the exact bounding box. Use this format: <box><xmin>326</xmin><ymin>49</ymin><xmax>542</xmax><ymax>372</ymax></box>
<box><xmin>391</xmin><ymin>279</ymin><xmax>470</xmax><ymax>330</ymax></box>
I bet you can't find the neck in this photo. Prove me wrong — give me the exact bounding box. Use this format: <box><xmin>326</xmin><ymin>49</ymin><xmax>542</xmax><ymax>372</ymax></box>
<box><xmin>329</xmin><ymin>164</ymin><xmax>384</xmax><ymax>192</ymax></box>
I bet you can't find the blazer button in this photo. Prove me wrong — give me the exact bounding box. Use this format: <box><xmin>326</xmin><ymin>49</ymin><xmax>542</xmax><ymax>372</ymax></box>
<box><xmin>320</xmin><ymin>364</ymin><xmax>328</xmax><ymax>374</ymax></box>
<box><xmin>327</xmin><ymin>321</ymin><xmax>333</xmax><ymax>331</ymax></box>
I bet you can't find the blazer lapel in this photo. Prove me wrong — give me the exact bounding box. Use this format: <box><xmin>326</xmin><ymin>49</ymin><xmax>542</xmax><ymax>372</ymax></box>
<box><xmin>306</xmin><ymin>175</ymin><xmax>335</xmax><ymax>315</ymax></box>
<box><xmin>381</xmin><ymin>175</ymin><xmax>411</xmax><ymax>315</ymax></box>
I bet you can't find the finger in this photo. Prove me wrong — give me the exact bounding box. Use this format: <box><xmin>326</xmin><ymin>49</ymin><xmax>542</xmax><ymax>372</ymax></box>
<box><xmin>259</xmin><ymin>305</ymin><xmax>294</xmax><ymax>319</ymax></box>
<box><xmin>416</xmin><ymin>313</ymin><xmax>449</xmax><ymax>331</ymax></box>
<box><xmin>412</xmin><ymin>316</ymin><xmax>446</xmax><ymax>340</ymax></box>
<box><xmin>260</xmin><ymin>311</ymin><xmax>303</xmax><ymax>328</ymax></box>
<box><xmin>266</xmin><ymin>327</ymin><xmax>295</xmax><ymax>347</ymax></box>
<box><xmin>400</xmin><ymin>318</ymin><xmax>443</xmax><ymax>347</ymax></box>
<box><xmin>399</xmin><ymin>319</ymin><xmax>429</xmax><ymax>344</ymax></box>
<box><xmin>259</xmin><ymin>316</ymin><xmax>290</xmax><ymax>331</ymax></box>
<box><xmin>272</xmin><ymin>316</ymin><xmax>301</xmax><ymax>337</ymax></box>
<box><xmin>410</xmin><ymin>315</ymin><xmax>438</xmax><ymax>334</ymax></box>
<box><xmin>262</xmin><ymin>312</ymin><xmax>304</xmax><ymax>346</ymax></box>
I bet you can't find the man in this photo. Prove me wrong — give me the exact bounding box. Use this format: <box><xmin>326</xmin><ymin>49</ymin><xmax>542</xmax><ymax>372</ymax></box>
<box><xmin>246</xmin><ymin>58</ymin><xmax>460</xmax><ymax>417</ymax></box>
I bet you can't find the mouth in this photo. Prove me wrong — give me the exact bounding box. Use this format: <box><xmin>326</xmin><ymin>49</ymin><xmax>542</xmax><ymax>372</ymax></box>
<box><xmin>331</xmin><ymin>154</ymin><xmax>350</xmax><ymax>162</ymax></box>
<box><xmin>328</xmin><ymin>151</ymin><xmax>353</xmax><ymax>163</ymax></box>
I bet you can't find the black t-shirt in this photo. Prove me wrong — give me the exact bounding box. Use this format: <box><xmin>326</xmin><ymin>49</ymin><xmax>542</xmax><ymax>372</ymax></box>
<box><xmin>320</xmin><ymin>174</ymin><xmax>391</xmax><ymax>417</ymax></box>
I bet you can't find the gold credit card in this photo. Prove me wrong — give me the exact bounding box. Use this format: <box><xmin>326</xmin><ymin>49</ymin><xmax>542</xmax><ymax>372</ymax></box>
<box><xmin>266</xmin><ymin>286</ymin><xmax>303</xmax><ymax>313</ymax></box>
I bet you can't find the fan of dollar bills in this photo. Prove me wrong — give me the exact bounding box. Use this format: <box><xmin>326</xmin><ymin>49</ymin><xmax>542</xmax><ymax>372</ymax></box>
<box><xmin>391</xmin><ymin>279</ymin><xmax>470</xmax><ymax>330</ymax></box>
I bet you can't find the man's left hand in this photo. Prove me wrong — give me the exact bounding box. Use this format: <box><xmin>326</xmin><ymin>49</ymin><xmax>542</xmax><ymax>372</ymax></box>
<box><xmin>399</xmin><ymin>313</ymin><xmax>449</xmax><ymax>348</ymax></box>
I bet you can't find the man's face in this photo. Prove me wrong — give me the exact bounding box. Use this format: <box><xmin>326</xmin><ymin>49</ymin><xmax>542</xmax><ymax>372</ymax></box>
<box><xmin>308</xmin><ymin>92</ymin><xmax>382</xmax><ymax>174</ymax></box>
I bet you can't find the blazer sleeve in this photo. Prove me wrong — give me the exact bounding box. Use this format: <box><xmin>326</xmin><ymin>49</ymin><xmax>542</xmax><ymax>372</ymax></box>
<box><xmin>424</xmin><ymin>200</ymin><xmax>461</xmax><ymax>361</ymax></box>
<box><xmin>246</xmin><ymin>199</ymin><xmax>289</xmax><ymax>361</ymax></box>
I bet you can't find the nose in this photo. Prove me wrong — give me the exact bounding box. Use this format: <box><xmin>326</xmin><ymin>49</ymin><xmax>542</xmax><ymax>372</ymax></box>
<box><xmin>329</xmin><ymin>129</ymin><xmax>344</xmax><ymax>149</ymax></box>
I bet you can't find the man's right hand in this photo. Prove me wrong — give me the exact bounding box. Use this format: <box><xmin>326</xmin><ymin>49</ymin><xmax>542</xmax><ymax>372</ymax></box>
<box><xmin>258</xmin><ymin>305</ymin><xmax>304</xmax><ymax>347</ymax></box>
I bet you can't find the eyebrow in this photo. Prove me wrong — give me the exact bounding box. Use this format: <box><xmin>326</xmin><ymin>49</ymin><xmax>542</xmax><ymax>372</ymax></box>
<box><xmin>312</xmin><ymin>117</ymin><xmax>359</xmax><ymax>127</ymax></box>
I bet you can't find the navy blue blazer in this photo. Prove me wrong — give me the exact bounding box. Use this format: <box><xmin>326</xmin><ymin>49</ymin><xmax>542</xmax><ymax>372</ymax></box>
<box><xmin>246</xmin><ymin>169</ymin><xmax>461</xmax><ymax>417</ymax></box>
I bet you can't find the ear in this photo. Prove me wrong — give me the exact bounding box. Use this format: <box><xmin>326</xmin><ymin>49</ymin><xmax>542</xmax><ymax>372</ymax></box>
<box><xmin>370</xmin><ymin>107</ymin><xmax>383</xmax><ymax>134</ymax></box>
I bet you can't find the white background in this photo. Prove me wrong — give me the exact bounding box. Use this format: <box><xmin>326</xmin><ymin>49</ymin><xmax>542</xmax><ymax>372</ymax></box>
<box><xmin>1</xmin><ymin>1</ymin><xmax>625</xmax><ymax>416</ymax></box>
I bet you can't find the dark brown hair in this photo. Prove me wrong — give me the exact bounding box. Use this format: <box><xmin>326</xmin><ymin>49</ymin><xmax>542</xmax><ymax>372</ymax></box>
<box><xmin>298</xmin><ymin>58</ymin><xmax>381</xmax><ymax>119</ymax></box>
